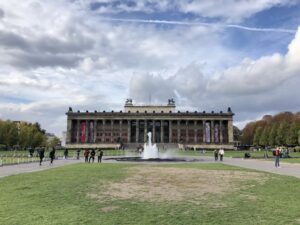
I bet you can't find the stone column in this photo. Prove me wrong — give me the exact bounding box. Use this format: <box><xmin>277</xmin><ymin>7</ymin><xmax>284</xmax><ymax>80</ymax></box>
<box><xmin>66</xmin><ymin>119</ymin><xmax>72</xmax><ymax>144</ymax></box>
<box><xmin>144</xmin><ymin>120</ymin><xmax>148</xmax><ymax>143</ymax></box>
<box><xmin>94</xmin><ymin>120</ymin><xmax>97</xmax><ymax>143</ymax></box>
<box><xmin>151</xmin><ymin>120</ymin><xmax>154</xmax><ymax>142</ymax></box>
<box><xmin>76</xmin><ymin>120</ymin><xmax>80</xmax><ymax>143</ymax></box>
<box><xmin>103</xmin><ymin>120</ymin><xmax>106</xmax><ymax>143</ymax></box>
<box><xmin>119</xmin><ymin>120</ymin><xmax>123</xmax><ymax>142</ymax></box>
<box><xmin>111</xmin><ymin>120</ymin><xmax>114</xmax><ymax>143</ymax></box>
<box><xmin>185</xmin><ymin>121</ymin><xmax>189</xmax><ymax>143</ymax></box>
<box><xmin>194</xmin><ymin>121</ymin><xmax>197</xmax><ymax>143</ymax></box>
<box><xmin>202</xmin><ymin>120</ymin><xmax>206</xmax><ymax>143</ymax></box>
<box><xmin>161</xmin><ymin>120</ymin><xmax>164</xmax><ymax>143</ymax></box>
<box><xmin>177</xmin><ymin>120</ymin><xmax>180</xmax><ymax>143</ymax></box>
<box><xmin>127</xmin><ymin>120</ymin><xmax>131</xmax><ymax>143</ymax></box>
<box><xmin>169</xmin><ymin>120</ymin><xmax>172</xmax><ymax>143</ymax></box>
<box><xmin>228</xmin><ymin>119</ymin><xmax>234</xmax><ymax>143</ymax></box>
<box><xmin>85</xmin><ymin>120</ymin><xmax>89</xmax><ymax>143</ymax></box>
<box><xmin>220</xmin><ymin>120</ymin><xmax>223</xmax><ymax>143</ymax></box>
<box><xmin>211</xmin><ymin>120</ymin><xmax>214</xmax><ymax>143</ymax></box>
<box><xmin>136</xmin><ymin>120</ymin><xmax>139</xmax><ymax>143</ymax></box>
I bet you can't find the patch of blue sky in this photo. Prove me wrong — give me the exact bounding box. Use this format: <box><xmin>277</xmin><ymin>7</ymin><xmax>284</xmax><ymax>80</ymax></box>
<box><xmin>220</xmin><ymin>28</ymin><xmax>294</xmax><ymax>60</ymax></box>
<box><xmin>246</xmin><ymin>3</ymin><xmax>300</xmax><ymax>29</ymax></box>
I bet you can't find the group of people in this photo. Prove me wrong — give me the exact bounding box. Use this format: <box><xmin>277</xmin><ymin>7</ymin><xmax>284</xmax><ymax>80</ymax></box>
<box><xmin>83</xmin><ymin>149</ymin><xmax>103</xmax><ymax>163</ymax></box>
<box><xmin>214</xmin><ymin>148</ymin><xmax>225</xmax><ymax>161</ymax></box>
<box><xmin>37</xmin><ymin>148</ymin><xmax>104</xmax><ymax>166</ymax></box>
<box><xmin>37</xmin><ymin>147</ymin><xmax>56</xmax><ymax>166</ymax></box>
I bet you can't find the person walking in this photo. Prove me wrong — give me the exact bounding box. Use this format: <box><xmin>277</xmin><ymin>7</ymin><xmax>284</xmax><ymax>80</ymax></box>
<box><xmin>49</xmin><ymin>147</ymin><xmax>55</xmax><ymax>165</ymax></box>
<box><xmin>214</xmin><ymin>149</ymin><xmax>218</xmax><ymax>161</ymax></box>
<box><xmin>76</xmin><ymin>149</ymin><xmax>81</xmax><ymax>160</ymax></box>
<box><xmin>84</xmin><ymin>149</ymin><xmax>90</xmax><ymax>163</ymax></box>
<box><xmin>89</xmin><ymin>149</ymin><xmax>95</xmax><ymax>163</ymax></box>
<box><xmin>98</xmin><ymin>149</ymin><xmax>103</xmax><ymax>163</ymax></box>
<box><xmin>219</xmin><ymin>148</ymin><xmax>224</xmax><ymax>161</ymax></box>
<box><xmin>38</xmin><ymin>147</ymin><xmax>45</xmax><ymax>166</ymax></box>
<box><xmin>275</xmin><ymin>147</ymin><xmax>281</xmax><ymax>168</ymax></box>
<box><xmin>64</xmin><ymin>149</ymin><xmax>68</xmax><ymax>160</ymax></box>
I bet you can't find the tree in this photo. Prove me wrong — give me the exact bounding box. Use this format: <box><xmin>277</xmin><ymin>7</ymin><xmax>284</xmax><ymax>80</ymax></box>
<box><xmin>241</xmin><ymin>122</ymin><xmax>256</xmax><ymax>145</ymax></box>
<box><xmin>253</xmin><ymin>127</ymin><xmax>263</xmax><ymax>146</ymax></box>
<box><xmin>47</xmin><ymin>137</ymin><xmax>61</xmax><ymax>148</ymax></box>
<box><xmin>259</xmin><ymin>127</ymin><xmax>269</xmax><ymax>147</ymax></box>
<box><xmin>268</xmin><ymin>125</ymin><xmax>278</xmax><ymax>146</ymax></box>
<box><xmin>286</xmin><ymin>122</ymin><xmax>300</xmax><ymax>146</ymax></box>
<box><xmin>276</xmin><ymin>122</ymin><xmax>289</xmax><ymax>146</ymax></box>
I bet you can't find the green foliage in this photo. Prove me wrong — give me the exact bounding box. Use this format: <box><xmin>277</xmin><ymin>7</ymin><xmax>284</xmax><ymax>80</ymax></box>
<box><xmin>242</xmin><ymin>112</ymin><xmax>300</xmax><ymax>146</ymax></box>
<box><xmin>253</xmin><ymin>127</ymin><xmax>263</xmax><ymax>146</ymax></box>
<box><xmin>286</xmin><ymin>122</ymin><xmax>300</xmax><ymax>145</ymax></box>
<box><xmin>259</xmin><ymin>126</ymin><xmax>269</xmax><ymax>147</ymax></box>
<box><xmin>0</xmin><ymin>120</ymin><xmax>47</xmax><ymax>148</ymax></box>
<box><xmin>47</xmin><ymin>136</ymin><xmax>61</xmax><ymax>148</ymax></box>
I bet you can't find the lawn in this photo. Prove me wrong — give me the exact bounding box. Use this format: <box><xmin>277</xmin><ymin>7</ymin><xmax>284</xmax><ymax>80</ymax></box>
<box><xmin>1</xmin><ymin>163</ymin><xmax>300</xmax><ymax>225</ymax></box>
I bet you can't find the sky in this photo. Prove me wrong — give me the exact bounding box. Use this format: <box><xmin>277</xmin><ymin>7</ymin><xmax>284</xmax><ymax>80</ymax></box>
<box><xmin>0</xmin><ymin>0</ymin><xmax>300</xmax><ymax>137</ymax></box>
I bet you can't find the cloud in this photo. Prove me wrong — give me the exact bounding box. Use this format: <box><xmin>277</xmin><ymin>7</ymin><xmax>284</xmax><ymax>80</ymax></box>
<box><xmin>208</xmin><ymin>27</ymin><xmax>300</xmax><ymax>94</ymax></box>
<box><xmin>129</xmin><ymin>27</ymin><xmax>300</xmax><ymax>124</ymax></box>
<box><xmin>0</xmin><ymin>0</ymin><xmax>299</xmax><ymax>135</ymax></box>
<box><xmin>102</xmin><ymin>18</ymin><xmax>297</xmax><ymax>34</ymax></box>
<box><xmin>88</xmin><ymin>0</ymin><xmax>300</xmax><ymax>22</ymax></box>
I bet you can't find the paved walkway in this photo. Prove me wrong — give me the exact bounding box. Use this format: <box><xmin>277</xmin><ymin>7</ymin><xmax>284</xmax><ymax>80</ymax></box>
<box><xmin>221</xmin><ymin>157</ymin><xmax>300</xmax><ymax>179</ymax></box>
<box><xmin>0</xmin><ymin>159</ymin><xmax>83</xmax><ymax>178</ymax></box>
<box><xmin>1</xmin><ymin>156</ymin><xmax>300</xmax><ymax>179</ymax></box>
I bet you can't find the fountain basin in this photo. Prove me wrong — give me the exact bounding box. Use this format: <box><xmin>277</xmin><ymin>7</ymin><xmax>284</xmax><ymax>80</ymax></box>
<box><xmin>105</xmin><ymin>156</ymin><xmax>204</xmax><ymax>162</ymax></box>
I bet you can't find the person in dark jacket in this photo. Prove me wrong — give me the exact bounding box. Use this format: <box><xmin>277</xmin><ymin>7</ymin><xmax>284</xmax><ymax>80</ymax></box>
<box><xmin>89</xmin><ymin>149</ymin><xmax>96</xmax><ymax>163</ymax></box>
<box><xmin>38</xmin><ymin>147</ymin><xmax>45</xmax><ymax>166</ymax></box>
<box><xmin>76</xmin><ymin>149</ymin><xmax>81</xmax><ymax>160</ymax></box>
<box><xmin>84</xmin><ymin>149</ymin><xmax>90</xmax><ymax>163</ymax></box>
<box><xmin>49</xmin><ymin>148</ymin><xmax>56</xmax><ymax>165</ymax></box>
<box><xmin>98</xmin><ymin>149</ymin><xmax>103</xmax><ymax>163</ymax></box>
<box><xmin>213</xmin><ymin>149</ymin><xmax>218</xmax><ymax>161</ymax></box>
<box><xmin>64</xmin><ymin>149</ymin><xmax>68</xmax><ymax>160</ymax></box>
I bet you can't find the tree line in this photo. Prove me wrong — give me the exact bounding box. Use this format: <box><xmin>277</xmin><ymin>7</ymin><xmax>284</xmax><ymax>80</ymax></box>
<box><xmin>0</xmin><ymin>120</ymin><xmax>60</xmax><ymax>149</ymax></box>
<box><xmin>241</xmin><ymin>112</ymin><xmax>300</xmax><ymax>147</ymax></box>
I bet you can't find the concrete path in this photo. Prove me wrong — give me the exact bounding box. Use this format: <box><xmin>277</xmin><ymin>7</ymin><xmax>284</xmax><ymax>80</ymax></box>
<box><xmin>0</xmin><ymin>159</ymin><xmax>83</xmax><ymax>178</ymax></box>
<box><xmin>221</xmin><ymin>157</ymin><xmax>300</xmax><ymax>179</ymax></box>
<box><xmin>1</xmin><ymin>155</ymin><xmax>300</xmax><ymax>179</ymax></box>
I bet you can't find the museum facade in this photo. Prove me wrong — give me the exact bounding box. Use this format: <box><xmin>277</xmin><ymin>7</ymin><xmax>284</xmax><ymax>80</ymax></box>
<box><xmin>65</xmin><ymin>99</ymin><xmax>234</xmax><ymax>149</ymax></box>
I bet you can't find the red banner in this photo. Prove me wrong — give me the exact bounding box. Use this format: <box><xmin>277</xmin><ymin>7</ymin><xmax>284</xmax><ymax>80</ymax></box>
<box><xmin>80</xmin><ymin>121</ymin><xmax>86</xmax><ymax>143</ymax></box>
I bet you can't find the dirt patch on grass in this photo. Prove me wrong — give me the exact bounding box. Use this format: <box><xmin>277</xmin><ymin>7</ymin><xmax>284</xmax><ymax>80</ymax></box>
<box><xmin>100</xmin><ymin>206</ymin><xmax>119</xmax><ymax>212</ymax></box>
<box><xmin>89</xmin><ymin>166</ymin><xmax>268</xmax><ymax>203</ymax></box>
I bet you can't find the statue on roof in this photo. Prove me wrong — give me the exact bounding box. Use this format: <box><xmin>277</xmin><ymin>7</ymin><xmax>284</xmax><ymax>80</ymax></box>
<box><xmin>168</xmin><ymin>98</ymin><xmax>175</xmax><ymax>105</ymax></box>
<box><xmin>125</xmin><ymin>99</ymin><xmax>133</xmax><ymax>104</ymax></box>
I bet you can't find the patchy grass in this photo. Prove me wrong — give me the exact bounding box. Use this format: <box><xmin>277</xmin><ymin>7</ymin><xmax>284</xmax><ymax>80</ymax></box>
<box><xmin>1</xmin><ymin>163</ymin><xmax>300</xmax><ymax>225</ymax></box>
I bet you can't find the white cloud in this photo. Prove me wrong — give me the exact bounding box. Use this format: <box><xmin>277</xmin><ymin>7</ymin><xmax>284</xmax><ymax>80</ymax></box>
<box><xmin>0</xmin><ymin>0</ymin><xmax>299</xmax><ymax>136</ymax></box>
<box><xmin>87</xmin><ymin>0</ymin><xmax>300</xmax><ymax>22</ymax></box>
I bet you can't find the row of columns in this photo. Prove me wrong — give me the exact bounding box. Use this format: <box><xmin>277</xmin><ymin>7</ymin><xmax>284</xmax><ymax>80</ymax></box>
<box><xmin>67</xmin><ymin>119</ymin><xmax>233</xmax><ymax>144</ymax></box>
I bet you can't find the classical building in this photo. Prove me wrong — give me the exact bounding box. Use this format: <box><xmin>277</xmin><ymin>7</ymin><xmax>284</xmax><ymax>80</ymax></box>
<box><xmin>65</xmin><ymin>99</ymin><xmax>234</xmax><ymax>149</ymax></box>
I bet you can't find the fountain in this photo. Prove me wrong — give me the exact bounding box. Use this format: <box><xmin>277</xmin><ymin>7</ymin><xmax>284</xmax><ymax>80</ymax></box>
<box><xmin>105</xmin><ymin>132</ymin><xmax>203</xmax><ymax>162</ymax></box>
<box><xmin>142</xmin><ymin>132</ymin><xmax>159</xmax><ymax>159</ymax></box>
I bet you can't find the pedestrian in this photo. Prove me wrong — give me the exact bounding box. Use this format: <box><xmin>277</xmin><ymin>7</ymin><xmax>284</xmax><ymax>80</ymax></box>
<box><xmin>49</xmin><ymin>147</ymin><xmax>55</xmax><ymax>165</ymax></box>
<box><xmin>84</xmin><ymin>149</ymin><xmax>90</xmax><ymax>163</ymax></box>
<box><xmin>38</xmin><ymin>147</ymin><xmax>45</xmax><ymax>166</ymax></box>
<box><xmin>98</xmin><ymin>149</ymin><xmax>103</xmax><ymax>163</ymax></box>
<box><xmin>219</xmin><ymin>148</ymin><xmax>224</xmax><ymax>161</ymax></box>
<box><xmin>275</xmin><ymin>147</ymin><xmax>281</xmax><ymax>168</ymax></box>
<box><xmin>76</xmin><ymin>149</ymin><xmax>81</xmax><ymax>160</ymax></box>
<box><xmin>89</xmin><ymin>149</ymin><xmax>95</xmax><ymax>163</ymax></box>
<box><xmin>64</xmin><ymin>149</ymin><xmax>68</xmax><ymax>160</ymax></box>
<box><xmin>214</xmin><ymin>149</ymin><xmax>218</xmax><ymax>161</ymax></box>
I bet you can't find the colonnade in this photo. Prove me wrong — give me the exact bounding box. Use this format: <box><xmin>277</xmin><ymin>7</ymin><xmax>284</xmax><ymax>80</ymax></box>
<box><xmin>67</xmin><ymin>119</ymin><xmax>233</xmax><ymax>144</ymax></box>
